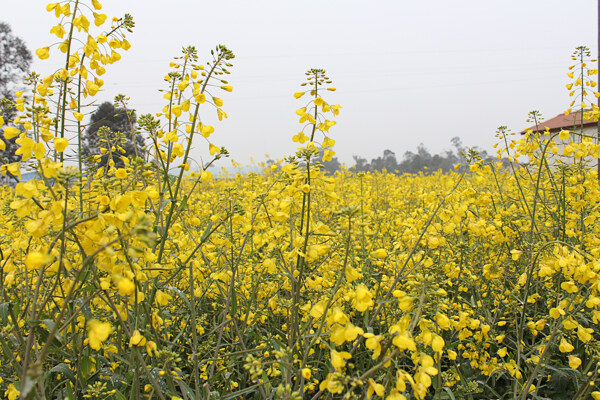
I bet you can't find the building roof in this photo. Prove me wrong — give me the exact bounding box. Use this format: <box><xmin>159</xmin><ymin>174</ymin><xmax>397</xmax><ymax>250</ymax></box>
<box><xmin>522</xmin><ymin>111</ymin><xmax>597</xmax><ymax>134</ymax></box>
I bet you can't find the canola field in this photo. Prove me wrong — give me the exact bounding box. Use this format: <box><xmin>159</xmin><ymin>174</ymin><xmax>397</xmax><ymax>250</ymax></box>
<box><xmin>2</xmin><ymin>1</ymin><xmax>600</xmax><ymax>399</ymax></box>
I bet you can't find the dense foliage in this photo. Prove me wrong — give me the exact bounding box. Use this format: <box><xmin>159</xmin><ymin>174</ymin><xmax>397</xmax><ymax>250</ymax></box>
<box><xmin>1</xmin><ymin>2</ymin><xmax>600</xmax><ymax>400</ymax></box>
<box><xmin>0</xmin><ymin>22</ymin><xmax>33</xmax><ymax>165</ymax></box>
<box><xmin>81</xmin><ymin>101</ymin><xmax>145</xmax><ymax>170</ymax></box>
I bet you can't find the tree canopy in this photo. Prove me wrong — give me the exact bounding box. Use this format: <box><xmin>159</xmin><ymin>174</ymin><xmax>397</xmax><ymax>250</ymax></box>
<box><xmin>350</xmin><ymin>137</ymin><xmax>495</xmax><ymax>174</ymax></box>
<box><xmin>81</xmin><ymin>101</ymin><xmax>145</xmax><ymax>169</ymax></box>
<box><xmin>0</xmin><ymin>22</ymin><xmax>32</xmax><ymax>96</ymax></box>
<box><xmin>0</xmin><ymin>22</ymin><xmax>33</xmax><ymax>165</ymax></box>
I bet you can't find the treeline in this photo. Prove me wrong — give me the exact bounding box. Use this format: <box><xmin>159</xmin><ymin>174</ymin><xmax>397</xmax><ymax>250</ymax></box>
<box><xmin>319</xmin><ymin>137</ymin><xmax>497</xmax><ymax>175</ymax></box>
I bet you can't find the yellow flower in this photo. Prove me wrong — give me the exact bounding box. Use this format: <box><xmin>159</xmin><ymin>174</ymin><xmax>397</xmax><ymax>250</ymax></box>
<box><xmin>330</xmin><ymin>350</ymin><xmax>351</xmax><ymax>370</ymax></box>
<box><xmin>577</xmin><ymin>326</ymin><xmax>593</xmax><ymax>342</ymax></box>
<box><xmin>5</xmin><ymin>383</ymin><xmax>19</xmax><ymax>400</ymax></box>
<box><xmin>54</xmin><ymin>137</ymin><xmax>68</xmax><ymax>152</ymax></box>
<box><xmin>155</xmin><ymin>289</ymin><xmax>173</xmax><ymax>306</ymax></box>
<box><xmin>34</xmin><ymin>142</ymin><xmax>46</xmax><ymax>160</ymax></box>
<box><xmin>393</xmin><ymin>332</ymin><xmax>416</xmax><ymax>351</ymax></box>
<box><xmin>292</xmin><ymin>132</ymin><xmax>307</xmax><ymax>143</ymax></box>
<box><xmin>171</xmin><ymin>105</ymin><xmax>182</xmax><ymax>117</ymax></box>
<box><xmin>367</xmin><ymin>378</ymin><xmax>385</xmax><ymax>397</ymax></box>
<box><xmin>50</xmin><ymin>24</ymin><xmax>66</xmax><ymax>38</ymax></box>
<box><xmin>354</xmin><ymin>284</ymin><xmax>374</xmax><ymax>312</ymax></box>
<box><xmin>93</xmin><ymin>12</ymin><xmax>107</xmax><ymax>26</ymax></box>
<box><xmin>87</xmin><ymin>319</ymin><xmax>112</xmax><ymax>350</ymax></box>
<box><xmin>510</xmin><ymin>249</ymin><xmax>522</xmax><ymax>260</ymax></box>
<box><xmin>92</xmin><ymin>0</ymin><xmax>102</xmax><ymax>9</ymax></box>
<box><xmin>301</xmin><ymin>368</ymin><xmax>311</xmax><ymax>379</ymax></box>
<box><xmin>435</xmin><ymin>313</ymin><xmax>451</xmax><ymax>330</ymax></box>
<box><xmin>568</xmin><ymin>355</ymin><xmax>582</xmax><ymax>369</ymax></box>
<box><xmin>86</xmin><ymin>80</ymin><xmax>99</xmax><ymax>96</ymax></box>
<box><xmin>201</xmin><ymin>170</ymin><xmax>212</xmax><ymax>181</ymax></box>
<box><xmin>221</xmin><ymin>85</ymin><xmax>233</xmax><ymax>92</ymax></box>
<box><xmin>561</xmin><ymin>281</ymin><xmax>578</xmax><ymax>293</ymax></box>
<box><xmin>117</xmin><ymin>278</ymin><xmax>135</xmax><ymax>296</ymax></box>
<box><xmin>386</xmin><ymin>390</ymin><xmax>407</xmax><ymax>400</ymax></box>
<box><xmin>4</xmin><ymin>126</ymin><xmax>21</xmax><ymax>139</ymax></box>
<box><xmin>370</xmin><ymin>248</ymin><xmax>387</xmax><ymax>259</ymax></box>
<box><xmin>36</xmin><ymin>47</ymin><xmax>50</xmax><ymax>59</ymax></box>
<box><xmin>129</xmin><ymin>330</ymin><xmax>147</xmax><ymax>347</ymax></box>
<box><xmin>115</xmin><ymin>169</ymin><xmax>127</xmax><ymax>179</ymax></box>
<box><xmin>164</xmin><ymin>130</ymin><xmax>178</xmax><ymax>143</ymax></box>
<box><xmin>25</xmin><ymin>252</ymin><xmax>53</xmax><ymax>270</ymax></box>
<box><xmin>200</xmin><ymin>124</ymin><xmax>215</xmax><ymax>138</ymax></box>
<box><xmin>559</xmin><ymin>338</ymin><xmax>574</xmax><ymax>353</ymax></box>
<box><xmin>294</xmin><ymin>91</ymin><xmax>305</xmax><ymax>99</ymax></box>
<box><xmin>364</xmin><ymin>333</ymin><xmax>383</xmax><ymax>359</ymax></box>
<box><xmin>558</xmin><ymin>130</ymin><xmax>570</xmax><ymax>140</ymax></box>
<box><xmin>195</xmin><ymin>93</ymin><xmax>206</xmax><ymax>103</ymax></box>
<box><xmin>431</xmin><ymin>334</ymin><xmax>445</xmax><ymax>353</ymax></box>
<box><xmin>213</xmin><ymin>97</ymin><xmax>223</xmax><ymax>107</ymax></box>
<box><xmin>146</xmin><ymin>340</ymin><xmax>157</xmax><ymax>356</ymax></box>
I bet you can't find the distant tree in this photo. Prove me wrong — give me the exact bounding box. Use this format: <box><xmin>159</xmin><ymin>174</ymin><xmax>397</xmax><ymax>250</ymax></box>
<box><xmin>370</xmin><ymin>149</ymin><xmax>398</xmax><ymax>172</ymax></box>
<box><xmin>0</xmin><ymin>98</ymin><xmax>22</xmax><ymax>164</ymax></box>
<box><xmin>0</xmin><ymin>22</ymin><xmax>32</xmax><ymax>96</ymax></box>
<box><xmin>350</xmin><ymin>137</ymin><xmax>496</xmax><ymax>175</ymax></box>
<box><xmin>0</xmin><ymin>22</ymin><xmax>33</xmax><ymax>164</ymax></box>
<box><xmin>314</xmin><ymin>148</ymin><xmax>341</xmax><ymax>175</ymax></box>
<box><xmin>81</xmin><ymin>102</ymin><xmax>145</xmax><ymax>169</ymax></box>
<box><xmin>351</xmin><ymin>155</ymin><xmax>370</xmax><ymax>172</ymax></box>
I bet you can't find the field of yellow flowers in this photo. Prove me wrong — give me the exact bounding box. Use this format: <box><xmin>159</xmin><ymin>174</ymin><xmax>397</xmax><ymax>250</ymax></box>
<box><xmin>2</xmin><ymin>1</ymin><xmax>600</xmax><ymax>399</ymax></box>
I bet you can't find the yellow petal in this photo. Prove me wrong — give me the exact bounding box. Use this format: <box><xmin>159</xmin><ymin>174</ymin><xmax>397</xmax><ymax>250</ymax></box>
<box><xmin>54</xmin><ymin>137</ymin><xmax>68</xmax><ymax>152</ymax></box>
<box><xmin>36</xmin><ymin>47</ymin><xmax>50</xmax><ymax>59</ymax></box>
<box><xmin>4</xmin><ymin>127</ymin><xmax>21</xmax><ymax>139</ymax></box>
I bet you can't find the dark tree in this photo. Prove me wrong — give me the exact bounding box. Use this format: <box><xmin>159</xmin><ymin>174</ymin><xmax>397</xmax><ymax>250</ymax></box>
<box><xmin>370</xmin><ymin>149</ymin><xmax>398</xmax><ymax>172</ymax></box>
<box><xmin>0</xmin><ymin>22</ymin><xmax>32</xmax><ymax>96</ymax></box>
<box><xmin>350</xmin><ymin>137</ymin><xmax>496</xmax><ymax>175</ymax></box>
<box><xmin>0</xmin><ymin>22</ymin><xmax>33</xmax><ymax>164</ymax></box>
<box><xmin>81</xmin><ymin>102</ymin><xmax>145</xmax><ymax>169</ymax></box>
<box><xmin>0</xmin><ymin>98</ymin><xmax>22</xmax><ymax>164</ymax></box>
<box><xmin>314</xmin><ymin>148</ymin><xmax>341</xmax><ymax>175</ymax></box>
<box><xmin>351</xmin><ymin>155</ymin><xmax>370</xmax><ymax>172</ymax></box>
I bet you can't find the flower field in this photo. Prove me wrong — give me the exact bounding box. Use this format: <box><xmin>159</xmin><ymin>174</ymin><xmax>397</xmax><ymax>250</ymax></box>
<box><xmin>2</xmin><ymin>1</ymin><xmax>600</xmax><ymax>399</ymax></box>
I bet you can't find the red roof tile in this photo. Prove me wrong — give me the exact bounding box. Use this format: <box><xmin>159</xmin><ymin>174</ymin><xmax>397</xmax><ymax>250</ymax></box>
<box><xmin>522</xmin><ymin>111</ymin><xmax>597</xmax><ymax>134</ymax></box>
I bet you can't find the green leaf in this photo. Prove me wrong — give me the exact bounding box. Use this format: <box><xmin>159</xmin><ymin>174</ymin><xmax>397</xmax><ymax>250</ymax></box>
<box><xmin>113</xmin><ymin>390</ymin><xmax>127</xmax><ymax>400</ymax></box>
<box><xmin>164</xmin><ymin>286</ymin><xmax>191</xmax><ymax>309</ymax></box>
<box><xmin>0</xmin><ymin>302</ymin><xmax>18</xmax><ymax>324</ymax></box>
<box><xmin>178</xmin><ymin>194</ymin><xmax>188</xmax><ymax>212</ymax></box>
<box><xmin>66</xmin><ymin>382</ymin><xmax>75</xmax><ymax>400</ymax></box>
<box><xmin>48</xmin><ymin>363</ymin><xmax>76</xmax><ymax>383</ymax></box>
<box><xmin>80</xmin><ymin>356</ymin><xmax>93</xmax><ymax>380</ymax></box>
<box><xmin>201</xmin><ymin>221</ymin><xmax>214</xmax><ymax>241</ymax></box>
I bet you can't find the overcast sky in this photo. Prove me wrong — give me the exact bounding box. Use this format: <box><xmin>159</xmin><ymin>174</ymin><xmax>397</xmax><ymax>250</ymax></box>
<box><xmin>3</xmin><ymin>1</ymin><xmax>598</xmax><ymax>167</ymax></box>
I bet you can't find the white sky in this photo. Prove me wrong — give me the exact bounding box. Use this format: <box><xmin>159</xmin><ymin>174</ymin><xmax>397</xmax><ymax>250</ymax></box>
<box><xmin>2</xmin><ymin>1</ymin><xmax>598</xmax><ymax>167</ymax></box>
